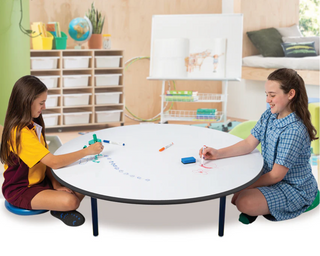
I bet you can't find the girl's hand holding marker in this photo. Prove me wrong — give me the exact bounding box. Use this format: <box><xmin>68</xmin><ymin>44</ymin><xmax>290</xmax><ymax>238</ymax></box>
<box><xmin>199</xmin><ymin>146</ymin><xmax>219</xmax><ymax>160</ymax></box>
<box><xmin>200</xmin><ymin>145</ymin><xmax>205</xmax><ymax>165</ymax></box>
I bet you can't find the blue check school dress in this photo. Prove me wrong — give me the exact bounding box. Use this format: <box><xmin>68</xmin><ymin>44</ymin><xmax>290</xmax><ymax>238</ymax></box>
<box><xmin>251</xmin><ymin>108</ymin><xmax>318</xmax><ymax>221</ymax></box>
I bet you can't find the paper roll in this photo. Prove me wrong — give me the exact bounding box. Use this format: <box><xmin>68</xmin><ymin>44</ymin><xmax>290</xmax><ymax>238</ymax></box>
<box><xmin>151</xmin><ymin>58</ymin><xmax>187</xmax><ymax>77</ymax></box>
<box><xmin>151</xmin><ymin>38</ymin><xmax>189</xmax><ymax>77</ymax></box>
<box><xmin>153</xmin><ymin>38</ymin><xmax>189</xmax><ymax>58</ymax></box>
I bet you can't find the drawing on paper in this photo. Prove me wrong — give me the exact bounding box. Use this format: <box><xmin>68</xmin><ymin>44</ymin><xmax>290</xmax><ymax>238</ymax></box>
<box><xmin>185</xmin><ymin>50</ymin><xmax>224</xmax><ymax>73</ymax></box>
<box><xmin>185</xmin><ymin>49</ymin><xmax>211</xmax><ymax>72</ymax></box>
<box><xmin>151</xmin><ymin>37</ymin><xmax>226</xmax><ymax>78</ymax></box>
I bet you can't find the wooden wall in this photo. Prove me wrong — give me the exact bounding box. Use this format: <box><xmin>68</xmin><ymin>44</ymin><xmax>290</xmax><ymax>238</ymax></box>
<box><xmin>29</xmin><ymin>0</ymin><xmax>223</xmax><ymax>123</ymax></box>
<box><xmin>29</xmin><ymin>0</ymin><xmax>301</xmax><ymax>124</ymax></box>
<box><xmin>239</xmin><ymin>0</ymin><xmax>300</xmax><ymax>57</ymax></box>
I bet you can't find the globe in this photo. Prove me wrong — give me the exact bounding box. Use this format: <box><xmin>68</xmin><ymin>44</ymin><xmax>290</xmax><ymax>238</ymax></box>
<box><xmin>68</xmin><ymin>17</ymin><xmax>92</xmax><ymax>48</ymax></box>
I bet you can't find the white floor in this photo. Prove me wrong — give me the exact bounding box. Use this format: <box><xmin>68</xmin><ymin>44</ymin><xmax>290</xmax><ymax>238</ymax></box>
<box><xmin>0</xmin><ymin>190</ymin><xmax>319</xmax><ymax>255</ymax></box>
<box><xmin>0</xmin><ymin>131</ymin><xmax>319</xmax><ymax>255</ymax></box>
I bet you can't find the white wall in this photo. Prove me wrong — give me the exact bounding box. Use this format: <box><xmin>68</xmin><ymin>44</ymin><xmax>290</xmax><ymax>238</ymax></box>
<box><xmin>227</xmin><ymin>80</ymin><xmax>320</xmax><ymax>120</ymax></box>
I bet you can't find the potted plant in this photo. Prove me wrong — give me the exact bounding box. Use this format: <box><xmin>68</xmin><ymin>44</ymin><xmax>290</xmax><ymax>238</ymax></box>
<box><xmin>86</xmin><ymin>2</ymin><xmax>105</xmax><ymax>49</ymax></box>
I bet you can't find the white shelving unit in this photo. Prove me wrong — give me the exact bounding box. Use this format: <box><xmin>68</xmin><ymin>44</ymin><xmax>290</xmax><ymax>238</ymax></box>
<box><xmin>148</xmin><ymin>78</ymin><xmax>240</xmax><ymax>124</ymax></box>
<box><xmin>162</xmin><ymin>110</ymin><xmax>224</xmax><ymax>122</ymax></box>
<box><xmin>147</xmin><ymin>14</ymin><xmax>243</xmax><ymax>124</ymax></box>
<box><xmin>30</xmin><ymin>49</ymin><xmax>125</xmax><ymax>130</ymax></box>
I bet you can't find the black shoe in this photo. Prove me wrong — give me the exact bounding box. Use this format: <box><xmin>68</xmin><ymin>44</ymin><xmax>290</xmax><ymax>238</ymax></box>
<box><xmin>239</xmin><ymin>213</ymin><xmax>258</xmax><ymax>225</ymax></box>
<box><xmin>51</xmin><ymin>210</ymin><xmax>85</xmax><ymax>227</ymax></box>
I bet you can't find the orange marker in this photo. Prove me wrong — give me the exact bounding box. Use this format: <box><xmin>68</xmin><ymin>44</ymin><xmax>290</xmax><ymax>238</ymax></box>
<box><xmin>159</xmin><ymin>142</ymin><xmax>174</xmax><ymax>152</ymax></box>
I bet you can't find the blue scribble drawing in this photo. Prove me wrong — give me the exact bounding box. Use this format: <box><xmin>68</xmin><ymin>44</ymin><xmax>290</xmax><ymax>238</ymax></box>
<box><xmin>105</xmin><ymin>156</ymin><xmax>151</xmax><ymax>182</ymax></box>
<box><xmin>79</xmin><ymin>154</ymin><xmax>106</xmax><ymax>165</ymax></box>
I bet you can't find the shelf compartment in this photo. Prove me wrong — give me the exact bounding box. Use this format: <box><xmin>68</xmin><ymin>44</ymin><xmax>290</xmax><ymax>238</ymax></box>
<box><xmin>62</xmin><ymin>74</ymin><xmax>91</xmax><ymax>88</ymax></box>
<box><xmin>95</xmin><ymin>74</ymin><xmax>122</xmax><ymax>86</ymax></box>
<box><xmin>63</xmin><ymin>56</ymin><xmax>92</xmax><ymax>69</ymax></box>
<box><xmin>42</xmin><ymin>110</ymin><xmax>61</xmax><ymax>127</ymax></box>
<box><xmin>163</xmin><ymin>110</ymin><xmax>223</xmax><ymax>122</ymax></box>
<box><xmin>163</xmin><ymin>93</ymin><xmax>224</xmax><ymax>102</ymax></box>
<box><xmin>95</xmin><ymin>92</ymin><xmax>122</xmax><ymax>105</ymax></box>
<box><xmin>63</xmin><ymin>93</ymin><xmax>92</xmax><ymax>106</ymax></box>
<box><xmin>95</xmin><ymin>109</ymin><xmax>123</xmax><ymax>123</ymax></box>
<box><xmin>31</xmin><ymin>56</ymin><xmax>59</xmax><ymax>70</ymax></box>
<box><xmin>95</xmin><ymin>56</ymin><xmax>122</xmax><ymax>68</ymax></box>
<box><xmin>36</xmin><ymin>75</ymin><xmax>60</xmax><ymax>89</ymax></box>
<box><xmin>46</xmin><ymin>94</ymin><xmax>60</xmax><ymax>108</ymax></box>
<box><xmin>63</xmin><ymin>109</ymin><xmax>92</xmax><ymax>125</ymax></box>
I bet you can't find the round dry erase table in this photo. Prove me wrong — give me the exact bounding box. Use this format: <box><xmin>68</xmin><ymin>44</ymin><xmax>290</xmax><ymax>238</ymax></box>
<box><xmin>51</xmin><ymin>124</ymin><xmax>263</xmax><ymax>237</ymax></box>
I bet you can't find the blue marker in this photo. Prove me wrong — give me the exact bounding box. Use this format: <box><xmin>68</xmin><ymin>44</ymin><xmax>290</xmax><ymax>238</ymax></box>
<box><xmin>103</xmin><ymin>140</ymin><xmax>125</xmax><ymax>146</ymax></box>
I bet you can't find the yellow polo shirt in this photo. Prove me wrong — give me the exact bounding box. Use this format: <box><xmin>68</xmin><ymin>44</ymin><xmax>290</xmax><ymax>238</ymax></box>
<box><xmin>4</xmin><ymin>123</ymin><xmax>50</xmax><ymax>187</ymax></box>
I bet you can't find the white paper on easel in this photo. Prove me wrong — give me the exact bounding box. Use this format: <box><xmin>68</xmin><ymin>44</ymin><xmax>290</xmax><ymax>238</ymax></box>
<box><xmin>149</xmin><ymin>14</ymin><xmax>243</xmax><ymax>80</ymax></box>
<box><xmin>188</xmin><ymin>38</ymin><xmax>226</xmax><ymax>78</ymax></box>
<box><xmin>151</xmin><ymin>38</ymin><xmax>189</xmax><ymax>77</ymax></box>
<box><xmin>150</xmin><ymin>37</ymin><xmax>226</xmax><ymax>79</ymax></box>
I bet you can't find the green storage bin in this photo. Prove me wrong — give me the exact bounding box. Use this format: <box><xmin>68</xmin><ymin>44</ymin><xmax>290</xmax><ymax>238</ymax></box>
<box><xmin>197</xmin><ymin>108</ymin><xmax>216</xmax><ymax>115</ymax></box>
<box><xmin>49</xmin><ymin>31</ymin><xmax>67</xmax><ymax>50</ymax></box>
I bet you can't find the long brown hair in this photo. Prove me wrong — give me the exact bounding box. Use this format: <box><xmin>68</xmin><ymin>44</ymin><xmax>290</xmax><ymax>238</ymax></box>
<box><xmin>0</xmin><ymin>75</ymin><xmax>48</xmax><ymax>166</ymax></box>
<box><xmin>268</xmin><ymin>68</ymin><xmax>318</xmax><ymax>141</ymax></box>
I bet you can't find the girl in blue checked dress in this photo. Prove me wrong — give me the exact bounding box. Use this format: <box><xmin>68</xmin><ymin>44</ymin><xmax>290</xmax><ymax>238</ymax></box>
<box><xmin>200</xmin><ymin>68</ymin><xmax>318</xmax><ymax>223</ymax></box>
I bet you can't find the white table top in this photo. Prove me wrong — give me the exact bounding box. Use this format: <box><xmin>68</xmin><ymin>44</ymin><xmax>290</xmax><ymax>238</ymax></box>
<box><xmin>52</xmin><ymin>124</ymin><xmax>263</xmax><ymax>204</ymax></box>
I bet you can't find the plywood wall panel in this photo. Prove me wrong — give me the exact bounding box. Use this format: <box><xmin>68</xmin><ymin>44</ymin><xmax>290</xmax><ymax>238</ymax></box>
<box><xmin>240</xmin><ymin>0</ymin><xmax>300</xmax><ymax>57</ymax></box>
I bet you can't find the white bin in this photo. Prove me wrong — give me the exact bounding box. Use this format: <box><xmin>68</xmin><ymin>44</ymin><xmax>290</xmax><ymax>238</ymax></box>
<box><xmin>63</xmin><ymin>56</ymin><xmax>92</xmax><ymax>69</ymax></box>
<box><xmin>31</xmin><ymin>57</ymin><xmax>59</xmax><ymax>70</ymax></box>
<box><xmin>63</xmin><ymin>111</ymin><xmax>91</xmax><ymax>125</ymax></box>
<box><xmin>95</xmin><ymin>56</ymin><xmax>122</xmax><ymax>68</ymax></box>
<box><xmin>46</xmin><ymin>94</ymin><xmax>59</xmax><ymax>107</ymax></box>
<box><xmin>43</xmin><ymin>113</ymin><xmax>60</xmax><ymax>127</ymax></box>
<box><xmin>63</xmin><ymin>74</ymin><xmax>91</xmax><ymax>88</ymax></box>
<box><xmin>63</xmin><ymin>93</ymin><xmax>91</xmax><ymax>106</ymax></box>
<box><xmin>36</xmin><ymin>75</ymin><xmax>59</xmax><ymax>89</ymax></box>
<box><xmin>96</xmin><ymin>110</ymin><xmax>123</xmax><ymax>123</ymax></box>
<box><xmin>95</xmin><ymin>92</ymin><xmax>122</xmax><ymax>105</ymax></box>
<box><xmin>95</xmin><ymin>74</ymin><xmax>122</xmax><ymax>86</ymax></box>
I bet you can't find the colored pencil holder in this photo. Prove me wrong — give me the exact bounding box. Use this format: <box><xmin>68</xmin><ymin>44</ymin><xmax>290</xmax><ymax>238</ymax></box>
<box><xmin>49</xmin><ymin>31</ymin><xmax>68</xmax><ymax>50</ymax></box>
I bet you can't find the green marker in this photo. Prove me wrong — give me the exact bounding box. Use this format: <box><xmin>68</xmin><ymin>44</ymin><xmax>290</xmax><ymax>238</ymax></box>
<box><xmin>89</xmin><ymin>134</ymin><xmax>101</xmax><ymax>145</ymax></box>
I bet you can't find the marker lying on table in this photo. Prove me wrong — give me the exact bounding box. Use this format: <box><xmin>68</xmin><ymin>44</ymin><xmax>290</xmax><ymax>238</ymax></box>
<box><xmin>103</xmin><ymin>140</ymin><xmax>125</xmax><ymax>146</ymax></box>
<box><xmin>159</xmin><ymin>142</ymin><xmax>174</xmax><ymax>152</ymax></box>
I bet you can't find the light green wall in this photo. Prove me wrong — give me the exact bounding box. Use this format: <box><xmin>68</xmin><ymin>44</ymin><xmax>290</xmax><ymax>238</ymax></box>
<box><xmin>0</xmin><ymin>0</ymin><xmax>30</xmax><ymax>125</ymax></box>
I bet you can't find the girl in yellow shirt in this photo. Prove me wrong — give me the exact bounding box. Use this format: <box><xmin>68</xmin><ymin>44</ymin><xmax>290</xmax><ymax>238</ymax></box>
<box><xmin>1</xmin><ymin>75</ymin><xmax>103</xmax><ymax>226</ymax></box>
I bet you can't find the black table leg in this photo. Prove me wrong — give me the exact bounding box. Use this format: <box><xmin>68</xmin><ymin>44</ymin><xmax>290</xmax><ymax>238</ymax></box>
<box><xmin>218</xmin><ymin>196</ymin><xmax>226</xmax><ymax>237</ymax></box>
<box><xmin>91</xmin><ymin>197</ymin><xmax>99</xmax><ymax>236</ymax></box>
